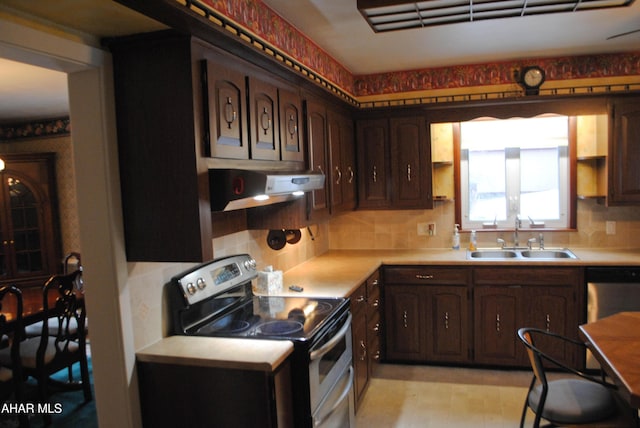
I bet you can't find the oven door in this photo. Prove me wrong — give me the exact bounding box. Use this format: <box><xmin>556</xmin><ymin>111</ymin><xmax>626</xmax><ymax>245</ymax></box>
<box><xmin>312</xmin><ymin>363</ymin><xmax>355</xmax><ymax>428</ymax></box>
<box><xmin>308</xmin><ymin>312</ymin><xmax>353</xmax><ymax>412</ymax></box>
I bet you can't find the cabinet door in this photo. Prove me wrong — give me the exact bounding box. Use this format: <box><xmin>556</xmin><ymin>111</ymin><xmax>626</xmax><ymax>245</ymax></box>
<box><xmin>610</xmin><ymin>98</ymin><xmax>640</xmax><ymax>204</ymax></box>
<box><xmin>352</xmin><ymin>312</ymin><xmax>369</xmax><ymax>409</ymax></box>
<box><xmin>474</xmin><ymin>286</ymin><xmax>521</xmax><ymax>366</ymax></box>
<box><xmin>390</xmin><ymin>117</ymin><xmax>432</xmax><ymax>208</ymax></box>
<box><xmin>429</xmin><ymin>286</ymin><xmax>469</xmax><ymax>363</ymax></box>
<box><xmin>306</xmin><ymin>100</ymin><xmax>329</xmax><ymax>217</ymax></box>
<box><xmin>279</xmin><ymin>88</ymin><xmax>304</xmax><ymax>162</ymax></box>
<box><xmin>328</xmin><ymin>110</ymin><xmax>357</xmax><ymax>213</ymax></box>
<box><xmin>385</xmin><ymin>285</ymin><xmax>425</xmax><ymax>361</ymax></box>
<box><xmin>327</xmin><ymin>112</ymin><xmax>344</xmax><ymax>210</ymax></box>
<box><xmin>524</xmin><ymin>286</ymin><xmax>577</xmax><ymax>367</ymax></box>
<box><xmin>203</xmin><ymin>60</ymin><xmax>248</xmax><ymax>159</ymax></box>
<box><xmin>248</xmin><ymin>77</ymin><xmax>279</xmax><ymax>161</ymax></box>
<box><xmin>356</xmin><ymin>119</ymin><xmax>390</xmax><ymax>208</ymax></box>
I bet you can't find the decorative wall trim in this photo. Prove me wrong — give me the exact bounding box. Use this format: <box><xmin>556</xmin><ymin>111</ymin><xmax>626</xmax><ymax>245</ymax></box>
<box><xmin>181</xmin><ymin>0</ymin><xmax>640</xmax><ymax>108</ymax></box>
<box><xmin>0</xmin><ymin>117</ymin><xmax>71</xmax><ymax>141</ymax></box>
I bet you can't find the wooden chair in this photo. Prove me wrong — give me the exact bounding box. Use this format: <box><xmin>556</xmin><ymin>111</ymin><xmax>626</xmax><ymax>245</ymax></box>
<box><xmin>0</xmin><ymin>285</ymin><xmax>29</xmax><ymax>428</ymax></box>
<box><xmin>517</xmin><ymin>327</ymin><xmax>626</xmax><ymax>428</ymax></box>
<box><xmin>18</xmin><ymin>270</ymin><xmax>91</xmax><ymax>425</ymax></box>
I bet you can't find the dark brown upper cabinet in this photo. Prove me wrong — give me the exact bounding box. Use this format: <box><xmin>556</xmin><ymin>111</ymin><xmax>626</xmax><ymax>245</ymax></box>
<box><xmin>305</xmin><ymin>99</ymin><xmax>330</xmax><ymax>221</ymax></box>
<box><xmin>390</xmin><ymin>116</ymin><xmax>433</xmax><ymax>209</ymax></box>
<box><xmin>610</xmin><ymin>96</ymin><xmax>640</xmax><ymax>205</ymax></box>
<box><xmin>203</xmin><ymin>59</ymin><xmax>249</xmax><ymax>159</ymax></box>
<box><xmin>248</xmin><ymin>76</ymin><xmax>279</xmax><ymax>161</ymax></box>
<box><xmin>356</xmin><ymin>119</ymin><xmax>391</xmax><ymax>209</ymax></box>
<box><xmin>328</xmin><ymin>109</ymin><xmax>357</xmax><ymax>213</ymax></box>
<box><xmin>279</xmin><ymin>88</ymin><xmax>304</xmax><ymax>163</ymax></box>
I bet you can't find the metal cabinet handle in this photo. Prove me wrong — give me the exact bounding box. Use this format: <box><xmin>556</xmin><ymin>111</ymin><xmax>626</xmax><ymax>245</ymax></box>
<box><xmin>371</xmin><ymin>299</ymin><xmax>379</xmax><ymax>308</ymax></box>
<box><xmin>372</xmin><ymin>279</ymin><xmax>379</xmax><ymax>286</ymax></box>
<box><xmin>224</xmin><ymin>97</ymin><xmax>237</xmax><ymax>128</ymax></box>
<box><xmin>545</xmin><ymin>314</ymin><xmax>551</xmax><ymax>331</ymax></box>
<box><xmin>444</xmin><ymin>311</ymin><xmax>450</xmax><ymax>330</ymax></box>
<box><xmin>317</xmin><ymin>165</ymin><xmax>324</xmax><ymax>175</ymax></box>
<box><xmin>335</xmin><ymin>166</ymin><xmax>342</xmax><ymax>185</ymax></box>
<box><xmin>407</xmin><ymin>164</ymin><xmax>412</xmax><ymax>182</ymax></box>
<box><xmin>287</xmin><ymin>114</ymin><xmax>297</xmax><ymax>137</ymax></box>
<box><xmin>403</xmin><ymin>310</ymin><xmax>408</xmax><ymax>328</ymax></box>
<box><xmin>372</xmin><ymin>165</ymin><xmax>377</xmax><ymax>183</ymax></box>
<box><xmin>260</xmin><ymin>107</ymin><xmax>271</xmax><ymax>135</ymax></box>
<box><xmin>359</xmin><ymin>340</ymin><xmax>367</xmax><ymax>361</ymax></box>
<box><xmin>310</xmin><ymin>313</ymin><xmax>352</xmax><ymax>361</ymax></box>
<box><xmin>355</xmin><ymin>295</ymin><xmax>366</xmax><ymax>303</ymax></box>
<box><xmin>373</xmin><ymin>322</ymin><xmax>380</xmax><ymax>333</ymax></box>
<box><xmin>415</xmin><ymin>274</ymin><xmax>434</xmax><ymax>280</ymax></box>
<box><xmin>347</xmin><ymin>166</ymin><xmax>354</xmax><ymax>184</ymax></box>
<box><xmin>496</xmin><ymin>313</ymin><xmax>501</xmax><ymax>332</ymax></box>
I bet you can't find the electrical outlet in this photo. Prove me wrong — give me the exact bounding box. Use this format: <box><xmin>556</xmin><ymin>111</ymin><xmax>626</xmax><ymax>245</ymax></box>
<box><xmin>428</xmin><ymin>223</ymin><xmax>436</xmax><ymax>236</ymax></box>
<box><xmin>606</xmin><ymin>221</ymin><xmax>616</xmax><ymax>235</ymax></box>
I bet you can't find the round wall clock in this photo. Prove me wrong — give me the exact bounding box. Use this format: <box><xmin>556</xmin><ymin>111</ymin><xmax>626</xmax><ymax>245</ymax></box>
<box><xmin>520</xmin><ymin>66</ymin><xmax>545</xmax><ymax>95</ymax></box>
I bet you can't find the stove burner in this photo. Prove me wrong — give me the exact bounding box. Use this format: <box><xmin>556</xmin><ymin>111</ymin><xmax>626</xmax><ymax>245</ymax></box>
<box><xmin>313</xmin><ymin>301</ymin><xmax>334</xmax><ymax>315</ymax></box>
<box><xmin>199</xmin><ymin>319</ymin><xmax>251</xmax><ymax>335</ymax></box>
<box><xmin>256</xmin><ymin>320</ymin><xmax>303</xmax><ymax>336</ymax></box>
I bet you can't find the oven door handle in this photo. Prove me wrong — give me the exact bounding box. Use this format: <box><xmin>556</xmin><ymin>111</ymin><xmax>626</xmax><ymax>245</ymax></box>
<box><xmin>314</xmin><ymin>366</ymin><xmax>354</xmax><ymax>427</ymax></box>
<box><xmin>310</xmin><ymin>313</ymin><xmax>352</xmax><ymax>361</ymax></box>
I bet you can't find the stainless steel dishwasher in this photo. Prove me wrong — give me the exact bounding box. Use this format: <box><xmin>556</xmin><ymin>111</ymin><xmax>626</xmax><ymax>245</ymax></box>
<box><xmin>586</xmin><ymin>267</ymin><xmax>640</xmax><ymax>369</ymax></box>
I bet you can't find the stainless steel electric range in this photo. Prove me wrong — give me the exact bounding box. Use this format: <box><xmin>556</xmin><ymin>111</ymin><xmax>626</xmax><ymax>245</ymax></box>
<box><xmin>168</xmin><ymin>254</ymin><xmax>355</xmax><ymax>428</ymax></box>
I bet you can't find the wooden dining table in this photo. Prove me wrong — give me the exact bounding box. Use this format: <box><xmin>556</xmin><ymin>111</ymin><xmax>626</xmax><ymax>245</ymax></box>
<box><xmin>579</xmin><ymin>311</ymin><xmax>640</xmax><ymax>409</ymax></box>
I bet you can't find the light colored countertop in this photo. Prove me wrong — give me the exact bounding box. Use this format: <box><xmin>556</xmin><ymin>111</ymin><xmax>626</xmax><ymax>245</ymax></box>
<box><xmin>279</xmin><ymin>248</ymin><xmax>640</xmax><ymax>299</ymax></box>
<box><xmin>136</xmin><ymin>336</ymin><xmax>293</xmax><ymax>372</ymax></box>
<box><xmin>139</xmin><ymin>248</ymin><xmax>640</xmax><ymax>370</ymax></box>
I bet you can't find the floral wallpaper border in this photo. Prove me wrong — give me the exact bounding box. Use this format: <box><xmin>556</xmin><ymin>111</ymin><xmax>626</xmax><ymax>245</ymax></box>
<box><xmin>0</xmin><ymin>118</ymin><xmax>71</xmax><ymax>141</ymax></box>
<box><xmin>195</xmin><ymin>0</ymin><xmax>640</xmax><ymax>99</ymax></box>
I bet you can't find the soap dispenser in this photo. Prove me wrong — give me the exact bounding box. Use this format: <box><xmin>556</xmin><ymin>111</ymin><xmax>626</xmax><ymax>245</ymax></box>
<box><xmin>469</xmin><ymin>230</ymin><xmax>477</xmax><ymax>251</ymax></box>
<box><xmin>452</xmin><ymin>224</ymin><xmax>460</xmax><ymax>250</ymax></box>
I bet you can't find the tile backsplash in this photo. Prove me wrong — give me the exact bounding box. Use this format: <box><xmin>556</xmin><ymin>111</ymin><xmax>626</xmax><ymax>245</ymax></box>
<box><xmin>328</xmin><ymin>199</ymin><xmax>640</xmax><ymax>250</ymax></box>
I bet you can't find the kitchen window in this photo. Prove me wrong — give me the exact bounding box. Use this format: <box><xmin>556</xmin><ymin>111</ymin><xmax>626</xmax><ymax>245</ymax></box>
<box><xmin>458</xmin><ymin>115</ymin><xmax>572</xmax><ymax>230</ymax></box>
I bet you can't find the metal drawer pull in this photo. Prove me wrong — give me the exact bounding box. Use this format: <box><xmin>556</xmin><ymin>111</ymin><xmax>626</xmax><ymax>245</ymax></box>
<box><xmin>373</xmin><ymin>323</ymin><xmax>380</xmax><ymax>333</ymax></box>
<box><xmin>335</xmin><ymin>166</ymin><xmax>342</xmax><ymax>185</ymax></box>
<box><xmin>348</xmin><ymin>166</ymin><xmax>354</xmax><ymax>184</ymax></box>
<box><xmin>372</xmin><ymin>165</ymin><xmax>377</xmax><ymax>183</ymax></box>
<box><xmin>356</xmin><ymin>295</ymin><xmax>366</xmax><ymax>303</ymax></box>
<box><xmin>407</xmin><ymin>164</ymin><xmax>412</xmax><ymax>182</ymax></box>
<box><xmin>496</xmin><ymin>313</ymin><xmax>501</xmax><ymax>332</ymax></box>
<box><xmin>371</xmin><ymin>299</ymin><xmax>379</xmax><ymax>308</ymax></box>
<box><xmin>444</xmin><ymin>311</ymin><xmax>449</xmax><ymax>330</ymax></box>
<box><xmin>545</xmin><ymin>314</ymin><xmax>551</xmax><ymax>331</ymax></box>
<box><xmin>403</xmin><ymin>310</ymin><xmax>408</xmax><ymax>328</ymax></box>
<box><xmin>416</xmin><ymin>274</ymin><xmax>434</xmax><ymax>280</ymax></box>
<box><xmin>360</xmin><ymin>340</ymin><xmax>367</xmax><ymax>360</ymax></box>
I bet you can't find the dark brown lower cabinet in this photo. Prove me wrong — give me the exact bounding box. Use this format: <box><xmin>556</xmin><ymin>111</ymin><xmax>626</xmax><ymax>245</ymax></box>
<box><xmin>137</xmin><ymin>360</ymin><xmax>293</xmax><ymax>428</ymax></box>
<box><xmin>383</xmin><ymin>265</ymin><xmax>584</xmax><ymax>369</ymax></box>
<box><xmin>349</xmin><ymin>270</ymin><xmax>382</xmax><ymax>410</ymax></box>
<box><xmin>383</xmin><ymin>266</ymin><xmax>471</xmax><ymax>364</ymax></box>
<box><xmin>473</xmin><ymin>267</ymin><xmax>583</xmax><ymax>368</ymax></box>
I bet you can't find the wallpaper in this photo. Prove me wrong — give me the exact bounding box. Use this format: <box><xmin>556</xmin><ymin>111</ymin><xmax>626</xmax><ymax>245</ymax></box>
<box><xmin>197</xmin><ymin>0</ymin><xmax>640</xmax><ymax>98</ymax></box>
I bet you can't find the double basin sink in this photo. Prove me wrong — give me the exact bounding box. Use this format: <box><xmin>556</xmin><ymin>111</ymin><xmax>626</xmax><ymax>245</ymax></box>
<box><xmin>467</xmin><ymin>248</ymin><xmax>578</xmax><ymax>260</ymax></box>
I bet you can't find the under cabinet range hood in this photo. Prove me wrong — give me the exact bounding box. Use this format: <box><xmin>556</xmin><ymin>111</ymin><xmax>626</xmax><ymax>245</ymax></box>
<box><xmin>209</xmin><ymin>169</ymin><xmax>325</xmax><ymax>211</ymax></box>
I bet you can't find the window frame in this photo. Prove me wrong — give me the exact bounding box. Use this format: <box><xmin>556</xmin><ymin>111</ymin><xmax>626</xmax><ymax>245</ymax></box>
<box><xmin>453</xmin><ymin>117</ymin><xmax>578</xmax><ymax>232</ymax></box>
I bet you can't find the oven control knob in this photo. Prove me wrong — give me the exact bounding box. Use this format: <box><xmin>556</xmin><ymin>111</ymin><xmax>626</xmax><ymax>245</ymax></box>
<box><xmin>196</xmin><ymin>277</ymin><xmax>206</xmax><ymax>290</ymax></box>
<box><xmin>186</xmin><ymin>282</ymin><xmax>197</xmax><ymax>295</ymax></box>
<box><xmin>244</xmin><ymin>259</ymin><xmax>257</xmax><ymax>271</ymax></box>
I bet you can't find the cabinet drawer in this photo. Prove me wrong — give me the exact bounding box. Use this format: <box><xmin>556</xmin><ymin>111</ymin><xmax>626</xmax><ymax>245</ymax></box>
<box><xmin>384</xmin><ymin>266</ymin><xmax>470</xmax><ymax>285</ymax></box>
<box><xmin>473</xmin><ymin>267</ymin><xmax>580</xmax><ymax>286</ymax></box>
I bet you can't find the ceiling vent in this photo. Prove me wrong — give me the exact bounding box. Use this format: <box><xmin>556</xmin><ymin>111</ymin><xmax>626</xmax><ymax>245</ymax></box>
<box><xmin>357</xmin><ymin>0</ymin><xmax>635</xmax><ymax>33</ymax></box>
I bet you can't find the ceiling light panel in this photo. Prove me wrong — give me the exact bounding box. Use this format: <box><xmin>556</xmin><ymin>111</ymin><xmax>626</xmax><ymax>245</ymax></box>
<box><xmin>358</xmin><ymin>0</ymin><xmax>635</xmax><ymax>32</ymax></box>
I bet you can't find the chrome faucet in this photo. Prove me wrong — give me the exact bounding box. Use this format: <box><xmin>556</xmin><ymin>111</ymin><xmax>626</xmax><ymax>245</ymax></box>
<box><xmin>514</xmin><ymin>216</ymin><xmax>522</xmax><ymax>247</ymax></box>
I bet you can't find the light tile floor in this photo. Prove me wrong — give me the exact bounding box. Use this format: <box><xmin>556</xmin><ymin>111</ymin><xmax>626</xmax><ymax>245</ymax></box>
<box><xmin>356</xmin><ymin>364</ymin><xmax>530</xmax><ymax>428</ymax></box>
<box><xmin>356</xmin><ymin>363</ymin><xmax>639</xmax><ymax>428</ymax></box>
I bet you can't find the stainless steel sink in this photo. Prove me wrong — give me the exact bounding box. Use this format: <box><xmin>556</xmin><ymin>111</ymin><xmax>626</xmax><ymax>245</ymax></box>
<box><xmin>469</xmin><ymin>250</ymin><xmax>518</xmax><ymax>259</ymax></box>
<box><xmin>520</xmin><ymin>249</ymin><xmax>577</xmax><ymax>259</ymax></box>
<box><xmin>467</xmin><ymin>248</ymin><xmax>578</xmax><ymax>260</ymax></box>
